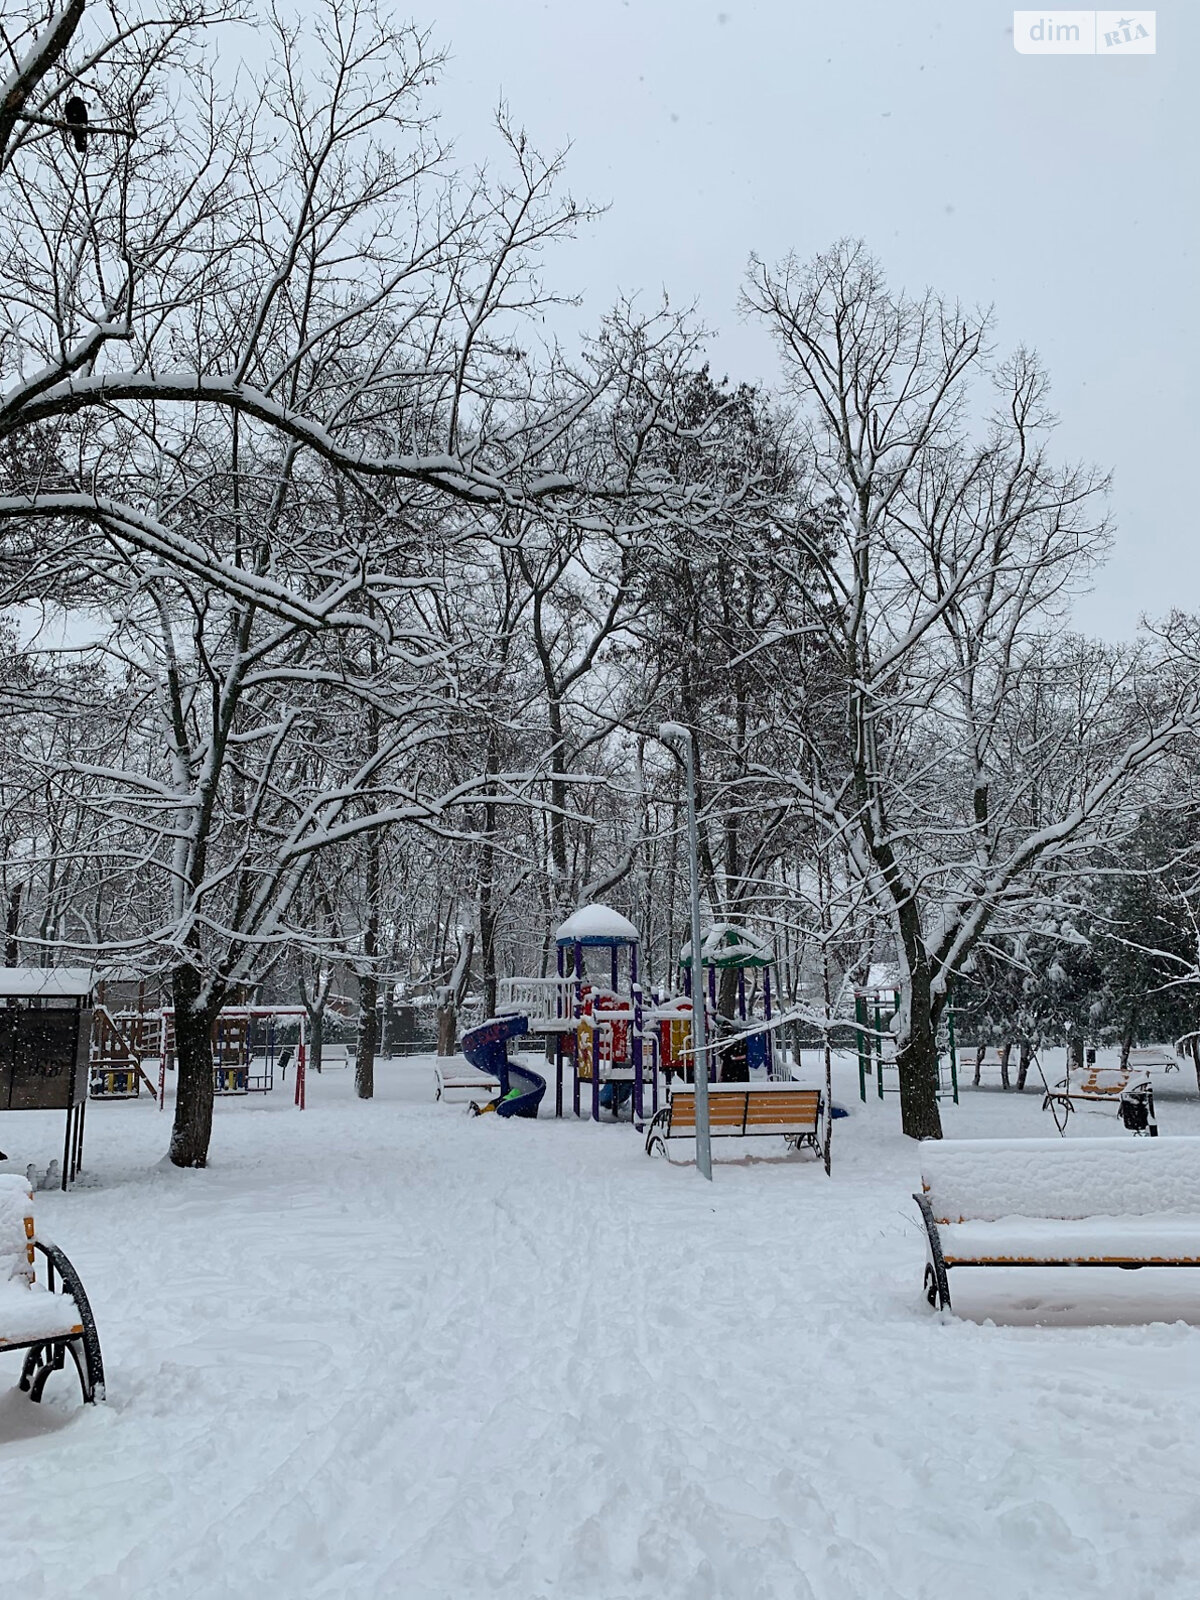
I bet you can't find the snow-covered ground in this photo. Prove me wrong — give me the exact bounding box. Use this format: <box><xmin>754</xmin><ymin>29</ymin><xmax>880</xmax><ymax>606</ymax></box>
<box><xmin>2</xmin><ymin>1051</ymin><xmax>1199</xmax><ymax>1599</ymax></box>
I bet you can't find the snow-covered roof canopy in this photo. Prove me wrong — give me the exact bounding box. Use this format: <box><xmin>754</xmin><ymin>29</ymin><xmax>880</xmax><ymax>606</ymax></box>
<box><xmin>860</xmin><ymin>963</ymin><xmax>901</xmax><ymax>996</ymax></box>
<box><xmin>555</xmin><ymin>904</ymin><xmax>640</xmax><ymax>947</ymax></box>
<box><xmin>0</xmin><ymin>967</ymin><xmax>93</xmax><ymax>999</ymax></box>
<box><xmin>680</xmin><ymin>924</ymin><xmax>774</xmax><ymax>970</ymax></box>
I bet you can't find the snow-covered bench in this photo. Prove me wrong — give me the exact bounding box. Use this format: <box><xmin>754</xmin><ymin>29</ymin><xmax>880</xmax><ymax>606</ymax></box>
<box><xmin>434</xmin><ymin>1063</ymin><xmax>500</xmax><ymax>1104</ymax></box>
<box><xmin>645</xmin><ymin>1083</ymin><xmax>826</xmax><ymax>1163</ymax></box>
<box><xmin>0</xmin><ymin>1175</ymin><xmax>104</xmax><ymax>1403</ymax></box>
<box><xmin>914</xmin><ymin>1137</ymin><xmax>1200</xmax><ymax>1313</ymax></box>
<box><xmin>1127</xmin><ymin>1047</ymin><xmax>1178</xmax><ymax>1074</ymax></box>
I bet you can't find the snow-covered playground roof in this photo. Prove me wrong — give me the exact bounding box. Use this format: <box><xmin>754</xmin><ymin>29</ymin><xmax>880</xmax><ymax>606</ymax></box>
<box><xmin>0</xmin><ymin>967</ymin><xmax>93</xmax><ymax>999</ymax></box>
<box><xmin>680</xmin><ymin>924</ymin><xmax>774</xmax><ymax>970</ymax></box>
<box><xmin>555</xmin><ymin>904</ymin><xmax>640</xmax><ymax>947</ymax></box>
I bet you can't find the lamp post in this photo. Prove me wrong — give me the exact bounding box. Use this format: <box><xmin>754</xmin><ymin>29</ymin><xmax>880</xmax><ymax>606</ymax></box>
<box><xmin>659</xmin><ymin>721</ymin><xmax>712</xmax><ymax>1180</ymax></box>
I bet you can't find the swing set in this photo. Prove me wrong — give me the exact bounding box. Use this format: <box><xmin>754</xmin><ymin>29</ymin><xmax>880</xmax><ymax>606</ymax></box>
<box><xmin>157</xmin><ymin>1007</ymin><xmax>309</xmax><ymax>1108</ymax></box>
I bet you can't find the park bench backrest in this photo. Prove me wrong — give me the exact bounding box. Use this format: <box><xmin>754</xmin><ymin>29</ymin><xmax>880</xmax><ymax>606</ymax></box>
<box><xmin>0</xmin><ymin>1175</ymin><xmax>36</xmax><ymax>1288</ymax></box>
<box><xmin>669</xmin><ymin>1088</ymin><xmax>820</xmax><ymax>1133</ymax></box>
<box><xmin>921</xmin><ymin>1136</ymin><xmax>1200</xmax><ymax>1224</ymax></box>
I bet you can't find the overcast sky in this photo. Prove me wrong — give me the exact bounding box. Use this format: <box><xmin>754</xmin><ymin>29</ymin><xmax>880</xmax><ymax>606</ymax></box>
<box><xmin>397</xmin><ymin>2</ymin><xmax>1196</xmax><ymax>639</ymax></box>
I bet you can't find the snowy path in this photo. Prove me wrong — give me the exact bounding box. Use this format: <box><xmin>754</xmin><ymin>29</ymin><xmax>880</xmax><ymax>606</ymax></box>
<box><xmin>2</xmin><ymin>1058</ymin><xmax>1200</xmax><ymax>1598</ymax></box>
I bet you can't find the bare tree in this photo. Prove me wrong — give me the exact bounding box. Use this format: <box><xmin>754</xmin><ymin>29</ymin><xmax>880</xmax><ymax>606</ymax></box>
<box><xmin>745</xmin><ymin>241</ymin><xmax>1200</xmax><ymax>1138</ymax></box>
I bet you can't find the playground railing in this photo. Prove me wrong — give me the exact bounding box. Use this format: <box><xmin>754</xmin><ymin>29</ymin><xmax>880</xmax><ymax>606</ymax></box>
<box><xmin>496</xmin><ymin>977</ymin><xmax>575</xmax><ymax>1023</ymax></box>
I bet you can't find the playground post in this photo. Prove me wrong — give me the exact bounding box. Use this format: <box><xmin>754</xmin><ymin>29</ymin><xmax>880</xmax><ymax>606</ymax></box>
<box><xmin>660</xmin><ymin>723</ymin><xmax>712</xmax><ymax>1179</ymax></box>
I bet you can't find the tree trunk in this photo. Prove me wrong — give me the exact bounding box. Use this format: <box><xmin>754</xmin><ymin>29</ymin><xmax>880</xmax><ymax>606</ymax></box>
<box><xmin>717</xmin><ymin>963</ymin><xmax>739</xmax><ymax>1023</ymax></box>
<box><xmin>893</xmin><ymin>898</ymin><xmax>943</xmax><ymax>1139</ymax></box>
<box><xmin>4</xmin><ymin>882</ymin><xmax>22</xmax><ymax>966</ymax></box>
<box><xmin>1120</xmin><ymin>1007</ymin><xmax>1136</xmax><ymax>1069</ymax></box>
<box><xmin>356</xmin><ymin>973</ymin><xmax>377</xmax><ymax>1099</ymax></box>
<box><xmin>435</xmin><ymin>931</ymin><xmax>473</xmax><ymax>1058</ymax></box>
<box><xmin>999</xmin><ymin>1041</ymin><xmax>1012</xmax><ymax>1090</ymax></box>
<box><xmin>356</xmin><ymin>817</ymin><xmax>382</xmax><ymax>1099</ymax></box>
<box><xmin>436</xmin><ymin>1002</ymin><xmax>456</xmax><ymax>1057</ymax></box>
<box><xmin>1016</xmin><ymin>1039</ymin><xmax>1033</xmax><ymax>1091</ymax></box>
<box><xmin>169</xmin><ymin>965</ymin><xmax>221</xmax><ymax>1168</ymax></box>
<box><xmin>479</xmin><ymin>735</ymin><xmax>499</xmax><ymax>1020</ymax></box>
<box><xmin>896</xmin><ymin>1025</ymin><xmax>943</xmax><ymax>1140</ymax></box>
<box><xmin>309</xmin><ymin>1005</ymin><xmax>324</xmax><ymax>1075</ymax></box>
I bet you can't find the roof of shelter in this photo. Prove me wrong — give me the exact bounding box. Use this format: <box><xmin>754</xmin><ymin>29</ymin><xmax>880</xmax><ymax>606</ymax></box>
<box><xmin>0</xmin><ymin>967</ymin><xmax>93</xmax><ymax>999</ymax></box>
<box><xmin>555</xmin><ymin>904</ymin><xmax>640</xmax><ymax>946</ymax></box>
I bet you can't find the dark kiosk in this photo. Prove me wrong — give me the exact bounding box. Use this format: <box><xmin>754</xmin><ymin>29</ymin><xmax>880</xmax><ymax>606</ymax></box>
<box><xmin>0</xmin><ymin>969</ymin><xmax>93</xmax><ymax>1190</ymax></box>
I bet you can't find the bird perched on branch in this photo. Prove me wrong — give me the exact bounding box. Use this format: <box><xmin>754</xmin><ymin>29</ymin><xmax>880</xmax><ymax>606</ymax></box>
<box><xmin>64</xmin><ymin>96</ymin><xmax>88</xmax><ymax>154</ymax></box>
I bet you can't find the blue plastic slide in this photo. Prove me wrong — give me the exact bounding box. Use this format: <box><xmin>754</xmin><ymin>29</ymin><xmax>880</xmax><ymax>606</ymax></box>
<box><xmin>459</xmin><ymin>1015</ymin><xmax>546</xmax><ymax>1119</ymax></box>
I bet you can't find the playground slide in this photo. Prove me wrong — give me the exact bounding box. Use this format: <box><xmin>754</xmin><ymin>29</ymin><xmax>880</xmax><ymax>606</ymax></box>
<box><xmin>459</xmin><ymin>1015</ymin><xmax>546</xmax><ymax>1119</ymax></box>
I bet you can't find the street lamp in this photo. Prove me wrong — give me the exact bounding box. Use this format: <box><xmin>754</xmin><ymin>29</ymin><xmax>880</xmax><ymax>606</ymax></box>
<box><xmin>659</xmin><ymin>721</ymin><xmax>712</xmax><ymax>1181</ymax></box>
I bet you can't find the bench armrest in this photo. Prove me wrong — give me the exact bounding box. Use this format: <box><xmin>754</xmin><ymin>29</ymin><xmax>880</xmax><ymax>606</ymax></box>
<box><xmin>913</xmin><ymin>1191</ymin><xmax>951</xmax><ymax>1312</ymax></box>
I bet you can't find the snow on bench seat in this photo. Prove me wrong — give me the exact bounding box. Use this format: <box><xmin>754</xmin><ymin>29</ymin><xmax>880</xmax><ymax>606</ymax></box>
<box><xmin>914</xmin><ymin>1137</ymin><xmax>1200</xmax><ymax>1313</ymax></box>
<box><xmin>1127</xmin><ymin>1047</ymin><xmax>1178</xmax><ymax>1072</ymax></box>
<box><xmin>0</xmin><ymin>1281</ymin><xmax>83</xmax><ymax>1346</ymax></box>
<box><xmin>939</xmin><ymin>1217</ymin><xmax>1200</xmax><ymax>1266</ymax></box>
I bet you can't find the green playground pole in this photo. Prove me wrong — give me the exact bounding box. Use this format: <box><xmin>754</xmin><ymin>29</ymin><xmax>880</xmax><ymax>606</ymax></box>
<box><xmin>856</xmin><ymin>993</ymin><xmax>868</xmax><ymax>1102</ymax></box>
<box><xmin>947</xmin><ymin>1002</ymin><xmax>960</xmax><ymax>1104</ymax></box>
<box><xmin>875</xmin><ymin>998</ymin><xmax>884</xmax><ymax>1100</ymax></box>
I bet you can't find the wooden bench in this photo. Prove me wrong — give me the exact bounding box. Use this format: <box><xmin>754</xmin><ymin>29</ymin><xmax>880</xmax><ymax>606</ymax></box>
<box><xmin>0</xmin><ymin>1174</ymin><xmax>104</xmax><ymax>1402</ymax></box>
<box><xmin>434</xmin><ymin>1063</ymin><xmax>500</xmax><ymax>1104</ymax></box>
<box><xmin>644</xmin><ymin>1083</ymin><xmax>826</xmax><ymax>1164</ymax></box>
<box><xmin>1041</xmin><ymin>1060</ymin><xmax>1153</xmax><ymax>1128</ymax></box>
<box><xmin>914</xmin><ymin>1136</ymin><xmax>1200</xmax><ymax>1313</ymax></box>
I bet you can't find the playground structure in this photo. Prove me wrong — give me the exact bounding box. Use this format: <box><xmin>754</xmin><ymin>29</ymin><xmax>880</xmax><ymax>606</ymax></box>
<box><xmin>458</xmin><ymin>907</ymin><xmax>795</xmax><ymax>1129</ymax></box>
<box><xmin>157</xmin><ymin>1007</ymin><xmax>308</xmax><ymax>1108</ymax></box>
<box><xmin>89</xmin><ymin>983</ymin><xmax>161</xmax><ymax>1100</ymax></box>
<box><xmin>853</xmin><ymin>979</ymin><xmax>959</xmax><ymax>1105</ymax></box>
<box><xmin>679</xmin><ymin>923</ymin><xmax>777</xmax><ymax>1079</ymax></box>
<box><xmin>460</xmin><ymin>903</ymin><xmax>682</xmax><ymax>1125</ymax></box>
<box><xmin>478</xmin><ymin>903</ymin><xmax>664</xmax><ymax>1124</ymax></box>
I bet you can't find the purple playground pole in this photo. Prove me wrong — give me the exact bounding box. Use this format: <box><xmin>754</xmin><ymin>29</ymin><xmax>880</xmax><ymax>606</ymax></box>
<box><xmin>633</xmin><ymin>983</ymin><xmax>644</xmax><ymax>1126</ymax></box>
<box><xmin>738</xmin><ymin>968</ymin><xmax>747</xmax><ymax>1020</ymax></box>
<box><xmin>592</xmin><ymin>1018</ymin><xmax>601</xmax><ymax>1123</ymax></box>
<box><xmin>610</xmin><ymin>943</ymin><xmax>619</xmax><ymax>991</ymax></box>
<box><xmin>763</xmin><ymin>966</ymin><xmax>773</xmax><ymax>1074</ymax></box>
<box><xmin>575</xmin><ymin>939</ymin><xmax>586</xmax><ymax>1118</ymax></box>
